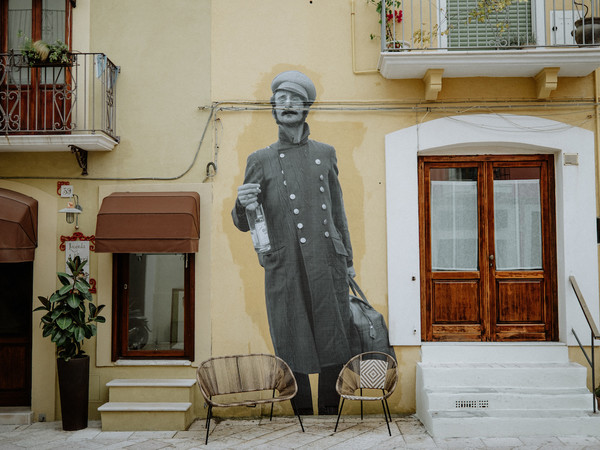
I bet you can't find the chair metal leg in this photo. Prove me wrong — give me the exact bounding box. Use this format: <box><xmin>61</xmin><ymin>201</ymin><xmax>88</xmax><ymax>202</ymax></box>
<box><xmin>205</xmin><ymin>404</ymin><xmax>213</xmax><ymax>445</ymax></box>
<box><xmin>360</xmin><ymin>388</ymin><xmax>363</xmax><ymax>420</ymax></box>
<box><xmin>381</xmin><ymin>400</ymin><xmax>391</xmax><ymax>436</ymax></box>
<box><xmin>291</xmin><ymin>399</ymin><xmax>305</xmax><ymax>432</ymax></box>
<box><xmin>270</xmin><ymin>388</ymin><xmax>275</xmax><ymax>421</ymax></box>
<box><xmin>384</xmin><ymin>396</ymin><xmax>392</xmax><ymax>422</ymax></box>
<box><xmin>381</xmin><ymin>390</ymin><xmax>392</xmax><ymax>422</ymax></box>
<box><xmin>334</xmin><ymin>398</ymin><xmax>345</xmax><ymax>432</ymax></box>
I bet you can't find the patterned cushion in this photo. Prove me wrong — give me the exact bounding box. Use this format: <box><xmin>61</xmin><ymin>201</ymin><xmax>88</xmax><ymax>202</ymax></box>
<box><xmin>359</xmin><ymin>359</ymin><xmax>387</xmax><ymax>389</ymax></box>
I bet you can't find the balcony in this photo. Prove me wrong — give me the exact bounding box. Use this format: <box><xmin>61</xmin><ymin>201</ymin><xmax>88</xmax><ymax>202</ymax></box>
<box><xmin>377</xmin><ymin>0</ymin><xmax>600</xmax><ymax>94</ymax></box>
<box><xmin>0</xmin><ymin>52</ymin><xmax>119</xmax><ymax>173</ymax></box>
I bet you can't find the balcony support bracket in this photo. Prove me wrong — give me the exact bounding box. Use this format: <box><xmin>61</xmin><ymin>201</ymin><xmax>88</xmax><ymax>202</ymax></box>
<box><xmin>69</xmin><ymin>145</ymin><xmax>88</xmax><ymax>176</ymax></box>
<box><xmin>534</xmin><ymin>67</ymin><xmax>560</xmax><ymax>99</ymax></box>
<box><xmin>423</xmin><ymin>69</ymin><xmax>444</xmax><ymax>101</ymax></box>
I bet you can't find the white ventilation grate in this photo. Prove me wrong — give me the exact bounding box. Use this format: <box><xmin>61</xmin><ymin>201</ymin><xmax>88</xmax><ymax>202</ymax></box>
<box><xmin>455</xmin><ymin>400</ymin><xmax>489</xmax><ymax>409</ymax></box>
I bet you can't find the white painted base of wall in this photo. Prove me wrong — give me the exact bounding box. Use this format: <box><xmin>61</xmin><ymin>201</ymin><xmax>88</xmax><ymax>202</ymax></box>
<box><xmin>417</xmin><ymin>344</ymin><xmax>600</xmax><ymax>438</ymax></box>
<box><xmin>0</xmin><ymin>407</ymin><xmax>33</xmax><ymax>425</ymax></box>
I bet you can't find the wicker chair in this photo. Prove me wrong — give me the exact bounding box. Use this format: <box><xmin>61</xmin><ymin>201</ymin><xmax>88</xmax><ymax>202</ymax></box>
<box><xmin>196</xmin><ymin>353</ymin><xmax>304</xmax><ymax>444</ymax></box>
<box><xmin>334</xmin><ymin>351</ymin><xmax>398</xmax><ymax>436</ymax></box>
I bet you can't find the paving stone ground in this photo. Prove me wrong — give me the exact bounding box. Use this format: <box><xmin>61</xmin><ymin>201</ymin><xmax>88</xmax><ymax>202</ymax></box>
<box><xmin>1</xmin><ymin>415</ymin><xmax>600</xmax><ymax>449</ymax></box>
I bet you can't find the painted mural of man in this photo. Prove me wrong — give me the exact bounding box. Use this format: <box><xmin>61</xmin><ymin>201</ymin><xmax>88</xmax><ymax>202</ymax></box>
<box><xmin>232</xmin><ymin>70</ymin><xmax>356</xmax><ymax>415</ymax></box>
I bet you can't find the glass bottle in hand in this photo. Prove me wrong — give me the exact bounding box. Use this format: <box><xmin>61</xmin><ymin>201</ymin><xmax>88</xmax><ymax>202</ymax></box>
<box><xmin>246</xmin><ymin>202</ymin><xmax>271</xmax><ymax>253</ymax></box>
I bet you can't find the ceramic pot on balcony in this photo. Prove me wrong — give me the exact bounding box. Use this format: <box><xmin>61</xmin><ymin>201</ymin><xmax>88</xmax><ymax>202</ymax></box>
<box><xmin>573</xmin><ymin>17</ymin><xmax>600</xmax><ymax>46</ymax></box>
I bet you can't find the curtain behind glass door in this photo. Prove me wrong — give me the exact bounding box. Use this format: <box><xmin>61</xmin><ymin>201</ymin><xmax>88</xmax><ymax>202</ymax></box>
<box><xmin>430</xmin><ymin>167</ymin><xmax>478</xmax><ymax>271</ymax></box>
<box><xmin>493</xmin><ymin>167</ymin><xmax>542</xmax><ymax>270</ymax></box>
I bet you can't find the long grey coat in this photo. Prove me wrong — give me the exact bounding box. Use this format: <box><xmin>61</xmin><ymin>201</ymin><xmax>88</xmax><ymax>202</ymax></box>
<box><xmin>232</xmin><ymin>125</ymin><xmax>354</xmax><ymax>374</ymax></box>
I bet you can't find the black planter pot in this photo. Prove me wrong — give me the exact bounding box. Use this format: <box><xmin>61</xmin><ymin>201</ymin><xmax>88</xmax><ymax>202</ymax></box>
<box><xmin>573</xmin><ymin>17</ymin><xmax>600</xmax><ymax>46</ymax></box>
<box><xmin>56</xmin><ymin>355</ymin><xmax>89</xmax><ymax>431</ymax></box>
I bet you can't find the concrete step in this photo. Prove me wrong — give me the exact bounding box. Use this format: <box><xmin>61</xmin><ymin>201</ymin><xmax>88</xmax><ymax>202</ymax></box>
<box><xmin>0</xmin><ymin>407</ymin><xmax>33</xmax><ymax>425</ymax></box>
<box><xmin>424</xmin><ymin>386</ymin><xmax>593</xmax><ymax>411</ymax></box>
<box><xmin>421</xmin><ymin>343</ymin><xmax>569</xmax><ymax>363</ymax></box>
<box><xmin>98</xmin><ymin>402</ymin><xmax>193</xmax><ymax>431</ymax></box>
<box><xmin>418</xmin><ymin>362</ymin><xmax>587</xmax><ymax>389</ymax></box>
<box><xmin>106</xmin><ymin>379</ymin><xmax>196</xmax><ymax>403</ymax></box>
<box><xmin>427</xmin><ymin>409</ymin><xmax>600</xmax><ymax>438</ymax></box>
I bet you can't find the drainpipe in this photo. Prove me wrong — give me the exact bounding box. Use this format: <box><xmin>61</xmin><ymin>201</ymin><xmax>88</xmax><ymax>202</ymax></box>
<box><xmin>381</xmin><ymin>0</ymin><xmax>387</xmax><ymax>52</ymax></box>
<box><xmin>351</xmin><ymin>0</ymin><xmax>379</xmax><ymax>74</ymax></box>
<box><xmin>596</xmin><ymin>68</ymin><xmax>600</xmax><ymax>215</ymax></box>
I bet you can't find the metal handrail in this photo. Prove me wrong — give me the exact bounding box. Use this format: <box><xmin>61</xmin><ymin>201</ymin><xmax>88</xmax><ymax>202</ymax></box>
<box><xmin>569</xmin><ymin>275</ymin><xmax>600</xmax><ymax>413</ymax></box>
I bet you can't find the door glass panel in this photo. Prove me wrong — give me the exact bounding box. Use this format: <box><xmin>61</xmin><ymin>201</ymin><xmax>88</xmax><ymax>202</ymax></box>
<box><xmin>493</xmin><ymin>167</ymin><xmax>542</xmax><ymax>270</ymax></box>
<box><xmin>42</xmin><ymin>0</ymin><xmax>66</xmax><ymax>84</ymax></box>
<box><xmin>430</xmin><ymin>168</ymin><xmax>478</xmax><ymax>271</ymax></box>
<box><xmin>8</xmin><ymin>0</ymin><xmax>33</xmax><ymax>85</ymax></box>
<box><xmin>0</xmin><ymin>262</ymin><xmax>32</xmax><ymax>336</ymax></box>
<box><xmin>127</xmin><ymin>254</ymin><xmax>185</xmax><ymax>351</ymax></box>
<box><xmin>8</xmin><ymin>0</ymin><xmax>32</xmax><ymax>51</ymax></box>
<box><xmin>42</xmin><ymin>0</ymin><xmax>65</xmax><ymax>43</ymax></box>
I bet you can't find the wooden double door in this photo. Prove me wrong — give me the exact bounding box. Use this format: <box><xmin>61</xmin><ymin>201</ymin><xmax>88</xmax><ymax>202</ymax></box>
<box><xmin>419</xmin><ymin>155</ymin><xmax>558</xmax><ymax>341</ymax></box>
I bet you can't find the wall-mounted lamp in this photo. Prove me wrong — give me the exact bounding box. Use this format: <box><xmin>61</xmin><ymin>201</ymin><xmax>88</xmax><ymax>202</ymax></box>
<box><xmin>59</xmin><ymin>194</ymin><xmax>83</xmax><ymax>229</ymax></box>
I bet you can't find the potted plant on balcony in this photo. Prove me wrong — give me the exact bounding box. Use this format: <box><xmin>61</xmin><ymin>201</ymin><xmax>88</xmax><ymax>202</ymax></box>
<box><xmin>572</xmin><ymin>1</ymin><xmax>600</xmax><ymax>45</ymax></box>
<box><xmin>369</xmin><ymin>0</ymin><xmax>411</xmax><ymax>50</ymax></box>
<box><xmin>22</xmin><ymin>37</ymin><xmax>72</xmax><ymax>67</ymax></box>
<box><xmin>34</xmin><ymin>256</ymin><xmax>105</xmax><ymax>430</ymax></box>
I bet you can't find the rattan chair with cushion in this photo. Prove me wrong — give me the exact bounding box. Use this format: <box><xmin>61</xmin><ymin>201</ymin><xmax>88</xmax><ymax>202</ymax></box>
<box><xmin>334</xmin><ymin>351</ymin><xmax>398</xmax><ymax>436</ymax></box>
<box><xmin>196</xmin><ymin>353</ymin><xmax>304</xmax><ymax>444</ymax></box>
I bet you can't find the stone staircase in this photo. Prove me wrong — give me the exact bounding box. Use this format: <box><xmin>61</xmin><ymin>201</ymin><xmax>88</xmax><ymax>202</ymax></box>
<box><xmin>98</xmin><ymin>379</ymin><xmax>196</xmax><ymax>431</ymax></box>
<box><xmin>416</xmin><ymin>343</ymin><xmax>600</xmax><ymax>438</ymax></box>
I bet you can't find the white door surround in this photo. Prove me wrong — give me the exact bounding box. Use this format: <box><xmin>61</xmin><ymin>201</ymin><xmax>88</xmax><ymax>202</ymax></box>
<box><xmin>385</xmin><ymin>114</ymin><xmax>599</xmax><ymax>346</ymax></box>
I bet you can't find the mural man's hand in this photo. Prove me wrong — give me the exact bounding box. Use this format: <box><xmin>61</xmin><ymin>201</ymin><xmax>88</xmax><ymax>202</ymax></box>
<box><xmin>347</xmin><ymin>265</ymin><xmax>356</xmax><ymax>279</ymax></box>
<box><xmin>237</xmin><ymin>183</ymin><xmax>261</xmax><ymax>208</ymax></box>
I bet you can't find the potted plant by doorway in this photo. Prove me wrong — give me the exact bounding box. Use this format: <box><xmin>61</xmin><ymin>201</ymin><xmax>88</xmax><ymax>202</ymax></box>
<box><xmin>595</xmin><ymin>385</ymin><xmax>600</xmax><ymax>409</ymax></box>
<box><xmin>34</xmin><ymin>256</ymin><xmax>105</xmax><ymax>431</ymax></box>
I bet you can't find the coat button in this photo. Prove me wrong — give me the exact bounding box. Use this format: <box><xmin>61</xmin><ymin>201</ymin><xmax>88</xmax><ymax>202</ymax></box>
<box><xmin>321</xmin><ymin>204</ymin><xmax>327</xmax><ymax>210</ymax></box>
<box><xmin>315</xmin><ymin>159</ymin><xmax>321</xmax><ymax>165</ymax></box>
<box><xmin>300</xmin><ymin>237</ymin><xmax>307</xmax><ymax>244</ymax></box>
<box><xmin>324</xmin><ymin>231</ymin><xmax>330</xmax><ymax>238</ymax></box>
<box><xmin>319</xmin><ymin>186</ymin><xmax>325</xmax><ymax>193</ymax></box>
<box><xmin>323</xmin><ymin>219</ymin><xmax>328</xmax><ymax>225</ymax></box>
<box><xmin>319</xmin><ymin>175</ymin><xmax>324</xmax><ymax>181</ymax></box>
<box><xmin>293</xmin><ymin>208</ymin><xmax>300</xmax><ymax>215</ymax></box>
<box><xmin>280</xmin><ymin>153</ymin><xmax>285</xmax><ymax>158</ymax></box>
<box><xmin>290</xmin><ymin>194</ymin><xmax>296</xmax><ymax>200</ymax></box>
<box><xmin>297</xmin><ymin>223</ymin><xmax>304</xmax><ymax>229</ymax></box>
<box><xmin>283</xmin><ymin>180</ymin><xmax>287</xmax><ymax>186</ymax></box>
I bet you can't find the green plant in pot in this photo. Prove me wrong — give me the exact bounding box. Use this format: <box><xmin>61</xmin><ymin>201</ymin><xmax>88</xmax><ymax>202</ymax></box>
<box><xmin>34</xmin><ymin>256</ymin><xmax>105</xmax><ymax>430</ymax></box>
<box><xmin>21</xmin><ymin>37</ymin><xmax>71</xmax><ymax>66</ymax></box>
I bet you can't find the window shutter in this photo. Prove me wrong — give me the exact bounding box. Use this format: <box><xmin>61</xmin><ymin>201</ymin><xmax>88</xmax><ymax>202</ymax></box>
<box><xmin>447</xmin><ymin>0</ymin><xmax>533</xmax><ymax>48</ymax></box>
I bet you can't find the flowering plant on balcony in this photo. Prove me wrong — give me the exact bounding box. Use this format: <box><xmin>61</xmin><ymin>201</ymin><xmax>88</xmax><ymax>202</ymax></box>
<box><xmin>22</xmin><ymin>38</ymin><xmax>71</xmax><ymax>66</ymax></box>
<box><xmin>368</xmin><ymin>0</ymin><xmax>408</xmax><ymax>49</ymax></box>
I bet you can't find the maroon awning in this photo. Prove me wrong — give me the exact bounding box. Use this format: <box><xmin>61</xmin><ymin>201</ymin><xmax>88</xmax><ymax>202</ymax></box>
<box><xmin>95</xmin><ymin>192</ymin><xmax>200</xmax><ymax>253</ymax></box>
<box><xmin>0</xmin><ymin>188</ymin><xmax>38</xmax><ymax>263</ymax></box>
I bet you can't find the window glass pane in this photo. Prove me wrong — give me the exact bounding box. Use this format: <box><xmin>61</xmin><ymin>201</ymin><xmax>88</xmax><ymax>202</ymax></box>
<box><xmin>42</xmin><ymin>0</ymin><xmax>66</xmax><ymax>84</ymax></box>
<box><xmin>127</xmin><ymin>254</ymin><xmax>185</xmax><ymax>351</ymax></box>
<box><xmin>8</xmin><ymin>0</ymin><xmax>32</xmax><ymax>51</ymax></box>
<box><xmin>447</xmin><ymin>0</ymin><xmax>533</xmax><ymax>49</ymax></box>
<box><xmin>42</xmin><ymin>0</ymin><xmax>65</xmax><ymax>44</ymax></box>
<box><xmin>0</xmin><ymin>262</ymin><xmax>32</xmax><ymax>336</ymax></box>
<box><xmin>430</xmin><ymin>168</ymin><xmax>478</xmax><ymax>271</ymax></box>
<box><xmin>493</xmin><ymin>167</ymin><xmax>542</xmax><ymax>270</ymax></box>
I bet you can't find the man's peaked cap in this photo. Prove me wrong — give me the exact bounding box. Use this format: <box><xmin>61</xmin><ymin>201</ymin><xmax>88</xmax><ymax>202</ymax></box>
<box><xmin>271</xmin><ymin>71</ymin><xmax>316</xmax><ymax>105</ymax></box>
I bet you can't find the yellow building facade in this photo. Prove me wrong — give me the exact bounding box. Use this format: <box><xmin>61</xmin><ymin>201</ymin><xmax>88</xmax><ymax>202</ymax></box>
<box><xmin>1</xmin><ymin>0</ymin><xmax>600</xmax><ymax>436</ymax></box>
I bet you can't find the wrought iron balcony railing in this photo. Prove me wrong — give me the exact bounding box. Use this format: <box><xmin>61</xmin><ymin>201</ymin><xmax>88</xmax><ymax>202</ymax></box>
<box><xmin>0</xmin><ymin>52</ymin><xmax>119</xmax><ymax>141</ymax></box>
<box><xmin>379</xmin><ymin>0</ymin><xmax>600</xmax><ymax>51</ymax></box>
